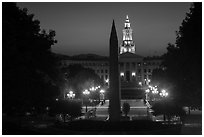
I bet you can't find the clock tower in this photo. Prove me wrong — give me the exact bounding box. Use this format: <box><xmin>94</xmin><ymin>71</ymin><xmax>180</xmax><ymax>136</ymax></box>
<box><xmin>120</xmin><ymin>15</ymin><xmax>136</xmax><ymax>54</ymax></box>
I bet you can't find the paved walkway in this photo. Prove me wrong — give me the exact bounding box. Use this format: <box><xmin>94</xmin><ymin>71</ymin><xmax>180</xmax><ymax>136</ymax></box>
<box><xmin>94</xmin><ymin>99</ymin><xmax>149</xmax><ymax>120</ymax></box>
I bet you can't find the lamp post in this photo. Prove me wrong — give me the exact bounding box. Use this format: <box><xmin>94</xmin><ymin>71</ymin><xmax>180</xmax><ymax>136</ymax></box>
<box><xmin>159</xmin><ymin>89</ymin><xmax>168</xmax><ymax>97</ymax></box>
<box><xmin>67</xmin><ymin>91</ymin><xmax>75</xmax><ymax>100</ymax></box>
<box><xmin>145</xmin><ymin>89</ymin><xmax>150</xmax><ymax>117</ymax></box>
<box><xmin>100</xmin><ymin>89</ymin><xmax>105</xmax><ymax>105</ymax></box>
<box><xmin>145</xmin><ymin>89</ymin><xmax>150</xmax><ymax>101</ymax></box>
<box><xmin>152</xmin><ymin>86</ymin><xmax>159</xmax><ymax>101</ymax></box>
<box><xmin>83</xmin><ymin>89</ymin><xmax>90</xmax><ymax>112</ymax></box>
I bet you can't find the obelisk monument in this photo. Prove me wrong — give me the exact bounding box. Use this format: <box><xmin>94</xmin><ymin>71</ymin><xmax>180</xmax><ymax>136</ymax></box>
<box><xmin>109</xmin><ymin>20</ymin><xmax>121</xmax><ymax>121</ymax></box>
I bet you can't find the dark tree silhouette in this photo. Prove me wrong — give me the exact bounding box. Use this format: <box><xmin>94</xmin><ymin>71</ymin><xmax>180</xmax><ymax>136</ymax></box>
<box><xmin>62</xmin><ymin>64</ymin><xmax>103</xmax><ymax>99</ymax></box>
<box><xmin>3</xmin><ymin>3</ymin><xmax>59</xmax><ymax>114</ymax></box>
<box><xmin>159</xmin><ymin>3</ymin><xmax>202</xmax><ymax>108</ymax></box>
<box><xmin>151</xmin><ymin>100</ymin><xmax>186</xmax><ymax>123</ymax></box>
<box><xmin>50</xmin><ymin>100</ymin><xmax>82</xmax><ymax>122</ymax></box>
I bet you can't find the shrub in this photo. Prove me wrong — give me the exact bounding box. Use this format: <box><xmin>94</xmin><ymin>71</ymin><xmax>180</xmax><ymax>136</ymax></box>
<box><xmin>122</xmin><ymin>102</ymin><xmax>130</xmax><ymax>117</ymax></box>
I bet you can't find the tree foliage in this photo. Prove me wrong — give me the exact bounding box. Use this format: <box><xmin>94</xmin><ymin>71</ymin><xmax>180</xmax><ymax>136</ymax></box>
<box><xmin>122</xmin><ymin>102</ymin><xmax>130</xmax><ymax>117</ymax></box>
<box><xmin>157</xmin><ymin>3</ymin><xmax>202</xmax><ymax>107</ymax></box>
<box><xmin>62</xmin><ymin>64</ymin><xmax>103</xmax><ymax>98</ymax></box>
<box><xmin>50</xmin><ymin>100</ymin><xmax>82</xmax><ymax>122</ymax></box>
<box><xmin>151</xmin><ymin>99</ymin><xmax>186</xmax><ymax>122</ymax></box>
<box><xmin>3</xmin><ymin>3</ymin><xmax>59</xmax><ymax>113</ymax></box>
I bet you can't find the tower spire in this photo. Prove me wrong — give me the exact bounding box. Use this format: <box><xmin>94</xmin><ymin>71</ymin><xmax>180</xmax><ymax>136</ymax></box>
<box><xmin>126</xmin><ymin>15</ymin><xmax>129</xmax><ymax>22</ymax></box>
<box><xmin>120</xmin><ymin>15</ymin><xmax>136</xmax><ymax>54</ymax></box>
<box><xmin>125</xmin><ymin>15</ymin><xmax>130</xmax><ymax>28</ymax></box>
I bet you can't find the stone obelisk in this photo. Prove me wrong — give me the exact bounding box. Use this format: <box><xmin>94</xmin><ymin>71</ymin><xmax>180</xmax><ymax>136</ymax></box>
<box><xmin>109</xmin><ymin>20</ymin><xmax>121</xmax><ymax>121</ymax></box>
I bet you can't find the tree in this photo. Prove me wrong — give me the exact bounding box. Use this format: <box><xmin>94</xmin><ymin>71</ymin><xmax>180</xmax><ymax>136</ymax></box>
<box><xmin>62</xmin><ymin>64</ymin><xmax>103</xmax><ymax>99</ymax></box>
<box><xmin>122</xmin><ymin>102</ymin><xmax>130</xmax><ymax>117</ymax></box>
<box><xmin>161</xmin><ymin>3</ymin><xmax>202</xmax><ymax>108</ymax></box>
<box><xmin>151</xmin><ymin>100</ymin><xmax>186</xmax><ymax>123</ymax></box>
<box><xmin>2</xmin><ymin>3</ymin><xmax>59</xmax><ymax>114</ymax></box>
<box><xmin>50</xmin><ymin>100</ymin><xmax>82</xmax><ymax>122</ymax></box>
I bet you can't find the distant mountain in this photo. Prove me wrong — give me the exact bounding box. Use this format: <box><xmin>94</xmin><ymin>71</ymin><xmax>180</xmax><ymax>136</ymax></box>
<box><xmin>54</xmin><ymin>53</ymin><xmax>71</xmax><ymax>60</ymax></box>
<box><xmin>54</xmin><ymin>53</ymin><xmax>108</xmax><ymax>61</ymax></box>
<box><xmin>71</xmin><ymin>54</ymin><xmax>108</xmax><ymax>60</ymax></box>
<box><xmin>56</xmin><ymin>53</ymin><xmax>163</xmax><ymax>61</ymax></box>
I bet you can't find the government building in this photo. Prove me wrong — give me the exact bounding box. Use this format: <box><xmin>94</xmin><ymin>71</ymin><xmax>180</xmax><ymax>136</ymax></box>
<box><xmin>61</xmin><ymin>15</ymin><xmax>162</xmax><ymax>99</ymax></box>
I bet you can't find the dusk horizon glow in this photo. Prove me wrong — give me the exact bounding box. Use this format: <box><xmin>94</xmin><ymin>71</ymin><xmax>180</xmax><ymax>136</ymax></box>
<box><xmin>17</xmin><ymin>2</ymin><xmax>191</xmax><ymax>57</ymax></box>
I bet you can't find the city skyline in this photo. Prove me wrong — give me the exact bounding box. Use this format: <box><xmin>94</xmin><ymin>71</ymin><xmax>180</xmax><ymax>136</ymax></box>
<box><xmin>17</xmin><ymin>2</ymin><xmax>191</xmax><ymax>57</ymax></box>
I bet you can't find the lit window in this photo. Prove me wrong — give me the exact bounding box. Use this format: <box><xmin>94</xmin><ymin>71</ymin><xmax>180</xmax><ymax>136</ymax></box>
<box><xmin>132</xmin><ymin>72</ymin><xmax>136</xmax><ymax>77</ymax></box>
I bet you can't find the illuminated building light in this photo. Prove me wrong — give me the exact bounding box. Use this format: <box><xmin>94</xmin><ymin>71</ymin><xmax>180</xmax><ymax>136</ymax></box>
<box><xmin>147</xmin><ymin>79</ymin><xmax>151</xmax><ymax>82</ymax></box>
<box><xmin>120</xmin><ymin>72</ymin><xmax>124</xmax><ymax>77</ymax></box>
<box><xmin>132</xmin><ymin>72</ymin><xmax>136</xmax><ymax>76</ymax></box>
<box><xmin>105</xmin><ymin>78</ymin><xmax>109</xmax><ymax>83</ymax></box>
<box><xmin>138</xmin><ymin>82</ymin><xmax>142</xmax><ymax>86</ymax></box>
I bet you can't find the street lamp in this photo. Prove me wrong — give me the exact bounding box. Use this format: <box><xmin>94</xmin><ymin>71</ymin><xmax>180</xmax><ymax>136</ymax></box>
<box><xmin>152</xmin><ymin>87</ymin><xmax>158</xmax><ymax>94</ymax></box>
<box><xmin>89</xmin><ymin>87</ymin><xmax>95</xmax><ymax>91</ymax></box>
<box><xmin>67</xmin><ymin>90</ymin><xmax>75</xmax><ymax>99</ymax></box>
<box><xmin>160</xmin><ymin>89</ymin><xmax>168</xmax><ymax>97</ymax></box>
<box><xmin>145</xmin><ymin>89</ymin><xmax>150</xmax><ymax>93</ymax></box>
<box><xmin>83</xmin><ymin>89</ymin><xmax>90</xmax><ymax>112</ymax></box>
<box><xmin>99</xmin><ymin>89</ymin><xmax>106</xmax><ymax>105</ymax></box>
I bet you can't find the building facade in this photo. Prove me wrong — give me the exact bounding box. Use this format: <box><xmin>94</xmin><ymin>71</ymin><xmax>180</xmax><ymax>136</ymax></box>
<box><xmin>61</xmin><ymin>16</ymin><xmax>162</xmax><ymax>98</ymax></box>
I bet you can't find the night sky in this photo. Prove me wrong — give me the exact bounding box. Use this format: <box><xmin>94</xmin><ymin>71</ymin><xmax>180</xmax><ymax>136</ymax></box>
<box><xmin>17</xmin><ymin>2</ymin><xmax>191</xmax><ymax>57</ymax></box>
